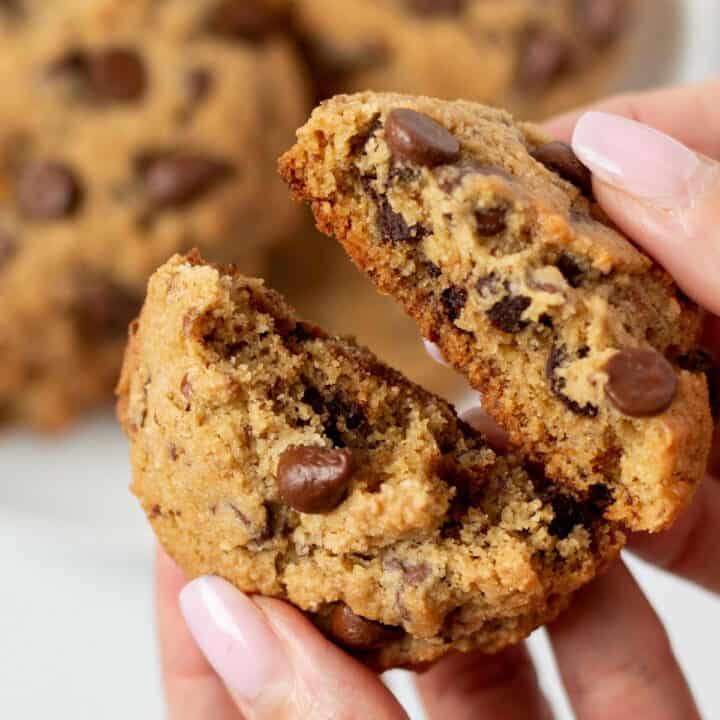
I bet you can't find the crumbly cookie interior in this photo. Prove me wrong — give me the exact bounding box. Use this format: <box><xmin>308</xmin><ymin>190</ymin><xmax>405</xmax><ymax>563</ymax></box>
<box><xmin>119</xmin><ymin>254</ymin><xmax>623</xmax><ymax>668</ymax></box>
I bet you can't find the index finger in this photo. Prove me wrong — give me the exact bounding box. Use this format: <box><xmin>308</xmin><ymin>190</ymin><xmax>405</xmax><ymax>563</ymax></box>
<box><xmin>544</xmin><ymin>77</ymin><xmax>720</xmax><ymax>159</ymax></box>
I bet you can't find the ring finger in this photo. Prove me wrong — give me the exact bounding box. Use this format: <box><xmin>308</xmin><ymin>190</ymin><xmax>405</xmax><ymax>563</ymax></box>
<box><xmin>548</xmin><ymin>561</ymin><xmax>700</xmax><ymax>720</ymax></box>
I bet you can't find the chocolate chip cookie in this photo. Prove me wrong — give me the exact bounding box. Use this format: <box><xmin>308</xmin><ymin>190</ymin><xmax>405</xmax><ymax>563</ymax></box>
<box><xmin>280</xmin><ymin>92</ymin><xmax>715</xmax><ymax>532</ymax></box>
<box><xmin>0</xmin><ymin>0</ymin><xmax>308</xmax><ymax>429</ymax></box>
<box><xmin>292</xmin><ymin>0</ymin><xmax>633</xmax><ymax>119</ymax></box>
<box><xmin>118</xmin><ymin>252</ymin><xmax>624</xmax><ymax>669</ymax></box>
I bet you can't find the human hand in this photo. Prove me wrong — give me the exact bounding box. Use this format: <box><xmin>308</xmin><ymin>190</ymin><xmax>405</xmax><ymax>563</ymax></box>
<box><xmin>157</xmin><ymin>545</ymin><xmax>700</xmax><ymax>719</ymax></box>
<box><xmin>156</xmin><ymin>80</ymin><xmax>719</xmax><ymax>720</ymax></box>
<box><xmin>541</xmin><ymin>78</ymin><xmax>720</xmax><ymax>597</ymax></box>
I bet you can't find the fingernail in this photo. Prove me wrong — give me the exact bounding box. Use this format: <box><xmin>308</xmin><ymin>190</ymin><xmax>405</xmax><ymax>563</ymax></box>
<box><xmin>180</xmin><ymin>576</ymin><xmax>291</xmax><ymax>703</ymax></box>
<box><xmin>423</xmin><ymin>339</ymin><xmax>450</xmax><ymax>367</ymax></box>
<box><xmin>572</xmin><ymin>111</ymin><xmax>704</xmax><ymax>208</ymax></box>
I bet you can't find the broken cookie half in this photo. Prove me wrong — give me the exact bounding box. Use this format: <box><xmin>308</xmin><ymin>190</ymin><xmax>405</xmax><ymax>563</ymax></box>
<box><xmin>118</xmin><ymin>252</ymin><xmax>623</xmax><ymax>669</ymax></box>
<box><xmin>280</xmin><ymin>92</ymin><xmax>715</xmax><ymax>532</ymax></box>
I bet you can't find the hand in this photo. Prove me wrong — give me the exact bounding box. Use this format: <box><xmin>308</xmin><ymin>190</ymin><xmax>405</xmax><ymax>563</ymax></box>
<box><xmin>543</xmin><ymin>77</ymin><xmax>720</xmax><ymax>597</ymax></box>
<box><xmin>156</xmin><ymin>79</ymin><xmax>720</xmax><ymax>720</ymax></box>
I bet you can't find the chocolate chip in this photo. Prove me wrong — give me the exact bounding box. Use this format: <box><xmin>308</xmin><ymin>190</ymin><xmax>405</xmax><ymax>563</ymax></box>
<box><xmin>439</xmin><ymin>458</ymin><xmax>488</xmax><ymax>507</ymax></box>
<box><xmin>73</xmin><ymin>279</ymin><xmax>142</xmax><ymax>339</ymax></box>
<box><xmin>676</xmin><ymin>350</ymin><xmax>719</xmax><ymax>421</ymax></box>
<box><xmin>576</xmin><ymin>0</ymin><xmax>627</xmax><ymax>44</ymax></box>
<box><xmin>301</xmin><ymin>385</ymin><xmax>325</xmax><ymax>414</ymax></box>
<box><xmin>377</xmin><ymin>196</ymin><xmax>429</xmax><ymax>244</ymax></box>
<box><xmin>330</xmin><ymin>603</ymin><xmax>402</xmax><ymax>650</ymax></box>
<box><xmin>475</xmin><ymin>273</ymin><xmax>501</xmax><ymax>299</ymax></box>
<box><xmin>328</xmin><ymin>398</ymin><xmax>366</xmax><ymax>431</ymax></box>
<box><xmin>388</xmin><ymin>163</ymin><xmax>420</xmax><ymax>185</ymax></box>
<box><xmin>209</xmin><ymin>0</ymin><xmax>275</xmax><ymax>42</ymax></box>
<box><xmin>587</xmin><ymin>483</ymin><xmax>613</xmax><ymax>508</ymax></box>
<box><xmin>441</xmin><ymin>286</ymin><xmax>467</xmax><ymax>322</ymax></box>
<box><xmin>48</xmin><ymin>50</ymin><xmax>88</xmax><ymax>78</ymax></box>
<box><xmin>18</xmin><ymin>162</ymin><xmax>81</xmax><ymax>220</ymax></box>
<box><xmin>276</xmin><ymin>445</ymin><xmax>354</xmax><ymax>514</ymax></box>
<box><xmin>475</xmin><ymin>204</ymin><xmax>508</xmax><ymax>237</ymax></box>
<box><xmin>487</xmin><ymin>295</ymin><xmax>531</xmax><ymax>333</ymax></box>
<box><xmin>0</xmin><ymin>0</ymin><xmax>20</xmax><ymax>13</ymax></box>
<box><xmin>0</xmin><ymin>229</ymin><xmax>17</xmax><ymax>266</ymax></box>
<box><xmin>385</xmin><ymin>108</ymin><xmax>461</xmax><ymax>168</ymax></box>
<box><xmin>556</xmin><ymin>253</ymin><xmax>585</xmax><ymax>288</ymax></box>
<box><xmin>434</xmin><ymin>161</ymin><xmax>513</xmax><ymax>193</ymax></box>
<box><xmin>549</xmin><ymin>485</ymin><xmax>610</xmax><ymax>538</ymax></box>
<box><xmin>518</xmin><ymin>30</ymin><xmax>573</xmax><ymax>89</ymax></box>
<box><xmin>604</xmin><ymin>348</ymin><xmax>678</xmax><ymax>417</ymax></box>
<box><xmin>406</xmin><ymin>0</ymin><xmax>466</xmax><ymax>15</ymax></box>
<box><xmin>531</xmin><ymin>142</ymin><xmax>593</xmax><ymax>196</ymax></box>
<box><xmin>549</xmin><ymin>495</ymin><xmax>587</xmax><ymax>538</ymax></box>
<box><xmin>88</xmin><ymin>48</ymin><xmax>145</xmax><ymax>103</ymax></box>
<box><xmin>546</xmin><ymin>345</ymin><xmax>599</xmax><ymax>417</ymax></box>
<box><xmin>137</xmin><ymin>152</ymin><xmax>233</xmax><ymax>208</ymax></box>
<box><xmin>424</xmin><ymin>260</ymin><xmax>442</xmax><ymax>278</ymax></box>
<box><xmin>186</xmin><ymin>68</ymin><xmax>213</xmax><ymax>110</ymax></box>
<box><xmin>302</xmin><ymin>38</ymin><xmax>389</xmax><ymax>99</ymax></box>
<box><xmin>385</xmin><ymin>558</ymin><xmax>431</xmax><ymax>585</ymax></box>
<box><xmin>404</xmin><ymin>563</ymin><xmax>431</xmax><ymax>585</ymax></box>
<box><xmin>323</xmin><ymin>397</ymin><xmax>368</xmax><ymax>447</ymax></box>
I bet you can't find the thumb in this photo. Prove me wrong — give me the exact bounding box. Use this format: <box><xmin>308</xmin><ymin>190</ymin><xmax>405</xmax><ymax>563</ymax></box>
<box><xmin>572</xmin><ymin>111</ymin><xmax>720</xmax><ymax>315</ymax></box>
<box><xmin>179</xmin><ymin>576</ymin><xmax>408</xmax><ymax>720</ymax></box>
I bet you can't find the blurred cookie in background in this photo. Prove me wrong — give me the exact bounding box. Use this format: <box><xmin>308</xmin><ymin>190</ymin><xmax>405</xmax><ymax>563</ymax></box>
<box><xmin>0</xmin><ymin>0</ymin><xmax>309</xmax><ymax>430</ymax></box>
<box><xmin>268</xmin><ymin>224</ymin><xmax>467</xmax><ymax>404</ymax></box>
<box><xmin>293</xmin><ymin>0</ymin><xmax>634</xmax><ymax>119</ymax></box>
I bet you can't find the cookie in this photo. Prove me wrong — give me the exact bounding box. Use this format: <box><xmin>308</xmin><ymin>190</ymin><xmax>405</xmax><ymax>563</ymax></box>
<box><xmin>280</xmin><ymin>92</ymin><xmax>714</xmax><ymax>532</ymax></box>
<box><xmin>267</xmin><ymin>223</ymin><xmax>467</xmax><ymax>403</ymax></box>
<box><xmin>0</xmin><ymin>0</ymin><xmax>308</xmax><ymax>429</ymax></box>
<box><xmin>118</xmin><ymin>252</ymin><xmax>624</xmax><ymax>669</ymax></box>
<box><xmin>292</xmin><ymin>0</ymin><xmax>633</xmax><ymax>119</ymax></box>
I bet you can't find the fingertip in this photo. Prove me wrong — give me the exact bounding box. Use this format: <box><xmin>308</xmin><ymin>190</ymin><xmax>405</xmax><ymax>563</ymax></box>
<box><xmin>423</xmin><ymin>338</ymin><xmax>451</xmax><ymax>367</ymax></box>
<box><xmin>253</xmin><ymin>597</ymin><xmax>409</xmax><ymax>719</ymax></box>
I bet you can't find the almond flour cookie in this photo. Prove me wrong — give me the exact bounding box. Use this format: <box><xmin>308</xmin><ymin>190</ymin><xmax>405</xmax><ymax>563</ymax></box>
<box><xmin>280</xmin><ymin>92</ymin><xmax>715</xmax><ymax>532</ymax></box>
<box><xmin>0</xmin><ymin>0</ymin><xmax>308</xmax><ymax>429</ymax></box>
<box><xmin>292</xmin><ymin>0</ymin><xmax>633</xmax><ymax>119</ymax></box>
<box><xmin>118</xmin><ymin>252</ymin><xmax>624</xmax><ymax>669</ymax></box>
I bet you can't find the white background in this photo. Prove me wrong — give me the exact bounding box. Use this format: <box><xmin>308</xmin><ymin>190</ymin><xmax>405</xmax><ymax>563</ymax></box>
<box><xmin>1</xmin><ymin>1</ymin><xmax>719</xmax><ymax>717</ymax></box>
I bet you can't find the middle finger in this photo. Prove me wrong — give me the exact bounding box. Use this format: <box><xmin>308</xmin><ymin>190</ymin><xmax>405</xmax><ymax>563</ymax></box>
<box><xmin>416</xmin><ymin>644</ymin><xmax>553</xmax><ymax>720</ymax></box>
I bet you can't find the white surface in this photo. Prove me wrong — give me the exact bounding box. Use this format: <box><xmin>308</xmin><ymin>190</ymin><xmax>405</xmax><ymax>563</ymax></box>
<box><xmin>2</xmin><ymin>1</ymin><xmax>720</xmax><ymax>717</ymax></box>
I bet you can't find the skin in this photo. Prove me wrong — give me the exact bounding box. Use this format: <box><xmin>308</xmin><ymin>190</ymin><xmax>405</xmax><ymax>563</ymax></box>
<box><xmin>157</xmin><ymin>80</ymin><xmax>720</xmax><ymax>719</ymax></box>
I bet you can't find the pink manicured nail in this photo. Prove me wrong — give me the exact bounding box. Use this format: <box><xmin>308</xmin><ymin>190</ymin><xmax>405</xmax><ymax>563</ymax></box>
<box><xmin>180</xmin><ymin>577</ymin><xmax>291</xmax><ymax>702</ymax></box>
<box><xmin>423</xmin><ymin>339</ymin><xmax>450</xmax><ymax>367</ymax></box>
<box><xmin>572</xmin><ymin>112</ymin><xmax>702</xmax><ymax>208</ymax></box>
